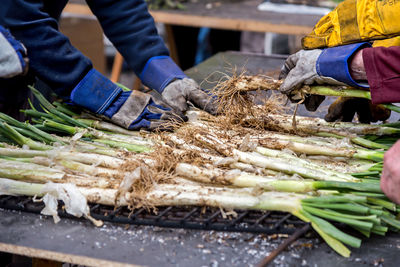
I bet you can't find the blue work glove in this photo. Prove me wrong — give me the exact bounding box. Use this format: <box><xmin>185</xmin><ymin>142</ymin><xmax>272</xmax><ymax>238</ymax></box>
<box><xmin>71</xmin><ymin>69</ymin><xmax>187</xmax><ymax>131</ymax></box>
<box><xmin>0</xmin><ymin>26</ymin><xmax>28</xmax><ymax>78</ymax></box>
<box><xmin>279</xmin><ymin>43</ymin><xmax>371</xmax><ymax>111</ymax></box>
<box><xmin>140</xmin><ymin>56</ymin><xmax>217</xmax><ymax>115</ymax></box>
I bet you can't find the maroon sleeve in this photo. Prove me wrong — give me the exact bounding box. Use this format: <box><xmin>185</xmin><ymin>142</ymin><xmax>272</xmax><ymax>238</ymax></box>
<box><xmin>363</xmin><ymin>46</ymin><xmax>400</xmax><ymax>104</ymax></box>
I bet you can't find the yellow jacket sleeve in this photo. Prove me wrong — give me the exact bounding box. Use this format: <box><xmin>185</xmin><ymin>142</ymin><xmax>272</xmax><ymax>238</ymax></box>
<box><xmin>373</xmin><ymin>36</ymin><xmax>400</xmax><ymax>47</ymax></box>
<box><xmin>302</xmin><ymin>0</ymin><xmax>400</xmax><ymax>49</ymax></box>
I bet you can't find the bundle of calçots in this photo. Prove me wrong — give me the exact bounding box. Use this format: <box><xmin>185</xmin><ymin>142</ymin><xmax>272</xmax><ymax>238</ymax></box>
<box><xmin>0</xmin><ymin>84</ymin><xmax>399</xmax><ymax>258</ymax></box>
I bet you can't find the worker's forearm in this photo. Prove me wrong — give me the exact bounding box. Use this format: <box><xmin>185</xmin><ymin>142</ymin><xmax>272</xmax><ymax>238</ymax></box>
<box><xmin>86</xmin><ymin>0</ymin><xmax>169</xmax><ymax>75</ymax></box>
<box><xmin>0</xmin><ymin>0</ymin><xmax>93</xmax><ymax>99</ymax></box>
<box><xmin>349</xmin><ymin>49</ymin><xmax>367</xmax><ymax>81</ymax></box>
<box><xmin>85</xmin><ymin>0</ymin><xmax>185</xmax><ymax>93</ymax></box>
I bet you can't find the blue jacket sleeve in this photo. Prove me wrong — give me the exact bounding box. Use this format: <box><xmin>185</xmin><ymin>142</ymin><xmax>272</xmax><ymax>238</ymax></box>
<box><xmin>86</xmin><ymin>0</ymin><xmax>186</xmax><ymax>93</ymax></box>
<box><xmin>86</xmin><ymin>0</ymin><xmax>169</xmax><ymax>75</ymax></box>
<box><xmin>316</xmin><ymin>42</ymin><xmax>372</xmax><ymax>88</ymax></box>
<box><xmin>0</xmin><ymin>0</ymin><xmax>92</xmax><ymax>99</ymax></box>
<box><xmin>1</xmin><ymin>0</ymin><xmax>185</xmax><ymax>111</ymax></box>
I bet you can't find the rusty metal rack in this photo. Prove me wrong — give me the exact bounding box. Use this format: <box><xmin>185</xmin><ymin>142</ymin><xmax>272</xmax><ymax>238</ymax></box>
<box><xmin>0</xmin><ymin>195</ymin><xmax>305</xmax><ymax>234</ymax></box>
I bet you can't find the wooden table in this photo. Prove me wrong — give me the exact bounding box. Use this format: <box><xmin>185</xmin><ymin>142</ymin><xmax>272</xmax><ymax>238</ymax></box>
<box><xmin>65</xmin><ymin>1</ymin><xmax>320</xmax><ymax>34</ymax></box>
<box><xmin>63</xmin><ymin>1</ymin><xmax>322</xmax><ymax>86</ymax></box>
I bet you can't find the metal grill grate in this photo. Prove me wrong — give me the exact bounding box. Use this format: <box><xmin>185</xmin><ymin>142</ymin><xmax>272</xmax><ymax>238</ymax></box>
<box><xmin>0</xmin><ymin>195</ymin><xmax>305</xmax><ymax>234</ymax></box>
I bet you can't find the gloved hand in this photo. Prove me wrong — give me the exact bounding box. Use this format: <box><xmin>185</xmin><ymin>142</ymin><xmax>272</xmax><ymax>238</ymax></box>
<box><xmin>139</xmin><ymin>56</ymin><xmax>217</xmax><ymax>115</ymax></box>
<box><xmin>161</xmin><ymin>78</ymin><xmax>217</xmax><ymax>115</ymax></box>
<box><xmin>324</xmin><ymin>97</ymin><xmax>391</xmax><ymax>123</ymax></box>
<box><xmin>302</xmin><ymin>0</ymin><xmax>400</xmax><ymax>49</ymax></box>
<box><xmin>279</xmin><ymin>42</ymin><xmax>371</xmax><ymax>111</ymax></box>
<box><xmin>279</xmin><ymin>49</ymin><xmax>341</xmax><ymax>111</ymax></box>
<box><xmin>0</xmin><ymin>26</ymin><xmax>28</xmax><ymax>78</ymax></box>
<box><xmin>71</xmin><ymin>69</ymin><xmax>186</xmax><ymax>131</ymax></box>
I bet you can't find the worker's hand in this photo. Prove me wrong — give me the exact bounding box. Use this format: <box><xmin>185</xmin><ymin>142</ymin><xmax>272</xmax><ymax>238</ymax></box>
<box><xmin>279</xmin><ymin>43</ymin><xmax>372</xmax><ymax>112</ymax></box>
<box><xmin>381</xmin><ymin>140</ymin><xmax>400</xmax><ymax>205</ymax></box>
<box><xmin>106</xmin><ymin>90</ymin><xmax>187</xmax><ymax>131</ymax></box>
<box><xmin>71</xmin><ymin>69</ymin><xmax>186</xmax><ymax>131</ymax></box>
<box><xmin>302</xmin><ymin>0</ymin><xmax>400</xmax><ymax>49</ymax></box>
<box><xmin>138</xmin><ymin>57</ymin><xmax>217</xmax><ymax>115</ymax></box>
<box><xmin>324</xmin><ymin>97</ymin><xmax>391</xmax><ymax>123</ymax></box>
<box><xmin>279</xmin><ymin>49</ymin><xmax>344</xmax><ymax>111</ymax></box>
<box><xmin>161</xmin><ymin>78</ymin><xmax>217</xmax><ymax>115</ymax></box>
<box><xmin>0</xmin><ymin>26</ymin><xmax>29</xmax><ymax>78</ymax></box>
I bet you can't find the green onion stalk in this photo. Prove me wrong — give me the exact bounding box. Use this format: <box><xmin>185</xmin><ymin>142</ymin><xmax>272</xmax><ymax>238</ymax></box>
<box><xmin>247</xmin><ymin>113</ymin><xmax>400</xmax><ymax>136</ymax></box>
<box><xmin>0</xmin><ymin>111</ymin><xmax>138</xmax><ymax>156</ymax></box>
<box><xmin>31</xmin><ymin>156</ymin><xmax>122</xmax><ymax>178</ymax></box>
<box><xmin>42</xmin><ymin>119</ymin><xmax>152</xmax><ymax>153</ymax></box>
<box><xmin>189</xmin><ymin>118</ymin><xmax>389</xmax><ymax>150</ymax></box>
<box><xmin>190</xmin><ymin>123</ymin><xmax>377</xmax><ymax>174</ymax></box>
<box><xmin>0</xmin><ymin>122</ymin><xmax>51</xmax><ymax>150</ymax></box>
<box><xmin>22</xmin><ymin>107</ymin><xmax>147</xmax><ymax>141</ymax></box>
<box><xmin>187</xmin><ymin>120</ymin><xmax>378</xmax><ymax>175</ymax></box>
<box><xmin>27</xmin><ymin>85</ymin><xmax>142</xmax><ymax>140</ymax></box>
<box><xmin>381</xmin><ymin>121</ymin><xmax>400</xmax><ymax>129</ymax></box>
<box><xmin>194</xmin><ymin>132</ymin><xmax>360</xmax><ymax>182</ymax></box>
<box><xmin>28</xmin><ymin>86</ymin><xmax>153</xmax><ymax>152</ymax></box>
<box><xmin>252</xmin><ymin>148</ymin><xmax>360</xmax><ymax>181</ymax></box>
<box><xmin>257</xmin><ymin>138</ymin><xmax>384</xmax><ymax>162</ymax></box>
<box><xmin>75</xmin><ymin>118</ymin><xmax>143</xmax><ymax>137</ymax></box>
<box><xmin>57</xmin><ymin>137</ymin><xmax>124</xmax><ymax>157</ymax></box>
<box><xmin>0</xmin><ymin>178</ymin><xmax>102</xmax><ymax>226</ymax></box>
<box><xmin>304</xmin><ymin>131</ymin><xmax>389</xmax><ymax>150</ymax></box>
<box><xmin>0</xmin><ymin>147</ymin><xmax>125</xmax><ymax>169</ymax></box>
<box><xmin>0</xmin><ymin>112</ymin><xmax>65</xmax><ymax>145</ymax></box>
<box><xmin>255</xmin><ymin>146</ymin><xmax>374</xmax><ymax>174</ymax></box>
<box><xmin>175</xmin><ymin>163</ymin><xmax>381</xmax><ymax>193</ymax></box>
<box><xmin>308</xmin><ymin>86</ymin><xmax>400</xmax><ymax>113</ymax></box>
<box><xmin>145</xmin><ymin>184</ymin><xmax>393</xmax><ymax>257</ymax></box>
<box><xmin>234</xmin><ymin>149</ymin><xmax>363</xmax><ymax>182</ymax></box>
<box><xmin>0</xmin><ymin>158</ymin><xmax>114</xmax><ymax>188</ymax></box>
<box><xmin>52</xmin><ymin>101</ymin><xmax>81</xmax><ymax>117</ymax></box>
<box><xmin>29</xmin><ymin>86</ymin><xmax>89</xmax><ymax>128</ymax></box>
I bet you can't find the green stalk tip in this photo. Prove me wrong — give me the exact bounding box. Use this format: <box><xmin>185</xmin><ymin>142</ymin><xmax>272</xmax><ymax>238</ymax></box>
<box><xmin>28</xmin><ymin>85</ymin><xmax>55</xmax><ymax>111</ymax></box>
<box><xmin>299</xmin><ymin>210</ymin><xmax>361</xmax><ymax>248</ymax></box>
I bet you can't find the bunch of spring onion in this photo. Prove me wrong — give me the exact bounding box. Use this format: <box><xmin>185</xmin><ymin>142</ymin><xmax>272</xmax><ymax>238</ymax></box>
<box><xmin>0</xmin><ymin>86</ymin><xmax>399</xmax><ymax>257</ymax></box>
<box><xmin>225</xmin><ymin>75</ymin><xmax>400</xmax><ymax>113</ymax></box>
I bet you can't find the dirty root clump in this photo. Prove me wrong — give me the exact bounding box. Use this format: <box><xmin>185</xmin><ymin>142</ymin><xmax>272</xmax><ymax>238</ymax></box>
<box><xmin>210</xmin><ymin>73</ymin><xmax>288</xmax><ymax>129</ymax></box>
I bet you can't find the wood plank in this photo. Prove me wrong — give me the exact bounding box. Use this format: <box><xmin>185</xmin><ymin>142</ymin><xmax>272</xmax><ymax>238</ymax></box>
<box><xmin>150</xmin><ymin>11</ymin><xmax>312</xmax><ymax>34</ymax></box>
<box><xmin>164</xmin><ymin>24</ymin><xmax>180</xmax><ymax>64</ymax></box>
<box><xmin>64</xmin><ymin>3</ymin><xmax>315</xmax><ymax>35</ymax></box>
<box><xmin>63</xmin><ymin>3</ymin><xmax>93</xmax><ymax>17</ymax></box>
<box><xmin>0</xmin><ymin>243</ymin><xmax>139</xmax><ymax>267</ymax></box>
<box><xmin>110</xmin><ymin>52</ymin><xmax>124</xmax><ymax>83</ymax></box>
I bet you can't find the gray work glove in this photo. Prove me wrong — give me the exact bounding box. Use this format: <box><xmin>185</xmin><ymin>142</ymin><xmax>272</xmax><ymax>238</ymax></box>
<box><xmin>70</xmin><ymin>68</ymin><xmax>188</xmax><ymax>132</ymax></box>
<box><xmin>0</xmin><ymin>26</ymin><xmax>29</xmax><ymax>78</ymax></box>
<box><xmin>279</xmin><ymin>49</ymin><xmax>345</xmax><ymax>111</ymax></box>
<box><xmin>109</xmin><ymin>90</ymin><xmax>187</xmax><ymax>131</ymax></box>
<box><xmin>161</xmin><ymin>78</ymin><xmax>217</xmax><ymax>115</ymax></box>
